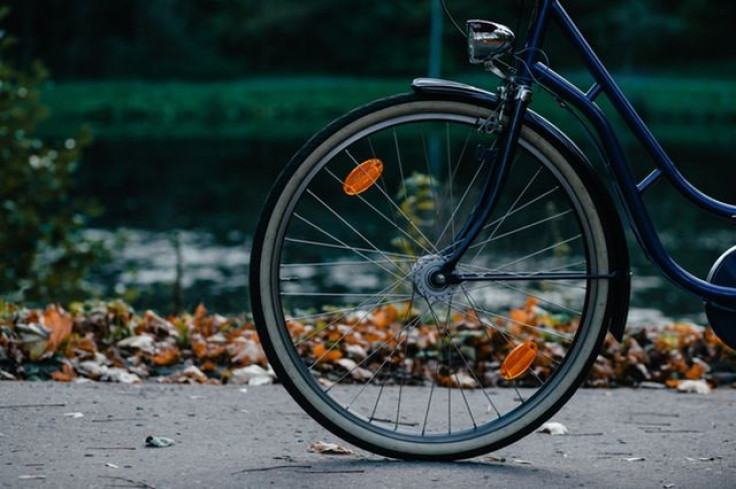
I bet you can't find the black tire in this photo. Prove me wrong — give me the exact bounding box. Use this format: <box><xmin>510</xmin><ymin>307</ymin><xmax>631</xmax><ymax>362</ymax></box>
<box><xmin>250</xmin><ymin>94</ymin><xmax>616</xmax><ymax>460</ymax></box>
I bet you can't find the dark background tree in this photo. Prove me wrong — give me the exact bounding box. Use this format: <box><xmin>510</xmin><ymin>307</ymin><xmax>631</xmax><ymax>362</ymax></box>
<box><xmin>0</xmin><ymin>6</ymin><xmax>108</xmax><ymax>303</ymax></box>
<box><xmin>5</xmin><ymin>0</ymin><xmax>736</xmax><ymax>80</ymax></box>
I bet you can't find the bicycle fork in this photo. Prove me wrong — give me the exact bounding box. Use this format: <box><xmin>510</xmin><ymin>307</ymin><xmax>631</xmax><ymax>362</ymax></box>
<box><xmin>434</xmin><ymin>83</ymin><xmax>534</xmax><ymax>287</ymax></box>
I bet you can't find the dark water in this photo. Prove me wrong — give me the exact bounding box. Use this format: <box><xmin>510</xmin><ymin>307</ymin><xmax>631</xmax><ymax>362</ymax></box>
<box><xmin>77</xmin><ymin>133</ymin><xmax>735</xmax><ymax>324</ymax></box>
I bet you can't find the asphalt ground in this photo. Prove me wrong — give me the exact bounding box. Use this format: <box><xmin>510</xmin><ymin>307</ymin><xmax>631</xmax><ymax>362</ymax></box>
<box><xmin>1</xmin><ymin>382</ymin><xmax>734</xmax><ymax>488</ymax></box>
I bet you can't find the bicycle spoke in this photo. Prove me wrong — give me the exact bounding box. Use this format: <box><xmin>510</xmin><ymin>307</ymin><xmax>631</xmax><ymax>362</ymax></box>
<box><xmin>284</xmin><ymin>237</ymin><xmax>416</xmax><ymax>259</ymax></box>
<box><xmin>292</xmin><ymin>213</ymin><xmax>406</xmax><ymax>280</ymax></box>
<box><xmin>452</xmin><ymin>287</ymin><xmax>553</xmax><ymax>385</ymax></box>
<box><xmin>327</xmin><ymin>308</ymin><xmax>430</xmax><ymax>393</ymax></box>
<box><xmin>468</xmin><ymin>209</ymin><xmax>574</xmax><ymax>250</ymax></box>
<box><xmin>292</xmin><ymin>274</ymin><xmax>410</xmax><ymax>348</ymax></box>
<box><xmin>419</xmin><ymin>125</ymin><xmax>442</xmax><ymax>224</ymax></box>
<box><xmin>444</xmin><ymin>291</ymin><xmax>566</xmax><ymax>375</ymax></box>
<box><xmin>446</xmin><ymin>123</ymin><xmax>456</xmax><ymax>247</ymax></box>
<box><xmin>470</xmin><ymin>165</ymin><xmax>541</xmax><ymax>264</ymax></box>
<box><xmin>285</xmin><ymin>298</ymin><xmax>409</xmax><ymax>322</ymax></box>
<box><xmin>493</xmin><ymin>235</ymin><xmax>582</xmax><ymax>272</ymax></box>
<box><xmin>344</xmin><ymin>149</ymin><xmax>439</xmax><ymax>253</ymax></box>
<box><xmin>324</xmin><ymin>167</ymin><xmax>433</xmax><ymax>256</ymax></box>
<box><xmin>481</xmin><ymin>185</ymin><xmax>560</xmax><ymax>232</ymax></box>
<box><xmin>306</xmin><ymin>190</ymin><xmax>409</xmax><ymax>276</ymax></box>
<box><xmin>281</xmin><ymin>258</ymin><xmax>415</xmax><ymax>269</ymax></box>
<box><xmin>447</xmin><ymin>296</ymin><xmax>572</xmax><ymax>343</ymax></box>
<box><xmin>425</xmin><ymin>298</ymin><xmax>502</xmax><ymax>419</ymax></box>
<box><xmin>467</xmin><ymin>281</ymin><xmax>583</xmax><ymax>316</ymax></box>
<box><xmin>458</xmin><ymin>260</ymin><xmax>589</xmax><ymax>291</ymax></box>
<box><xmin>433</xmin><ymin>148</ymin><xmax>488</xmax><ymax>249</ymax></box>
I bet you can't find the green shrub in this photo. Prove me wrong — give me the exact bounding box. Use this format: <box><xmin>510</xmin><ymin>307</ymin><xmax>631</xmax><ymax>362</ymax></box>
<box><xmin>0</xmin><ymin>6</ymin><xmax>108</xmax><ymax>303</ymax></box>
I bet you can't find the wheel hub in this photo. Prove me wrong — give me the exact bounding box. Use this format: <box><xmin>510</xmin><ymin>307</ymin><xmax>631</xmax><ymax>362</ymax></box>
<box><xmin>411</xmin><ymin>255</ymin><xmax>458</xmax><ymax>303</ymax></box>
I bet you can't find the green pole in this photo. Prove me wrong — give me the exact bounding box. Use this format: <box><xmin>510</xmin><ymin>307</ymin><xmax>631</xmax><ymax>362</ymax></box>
<box><xmin>429</xmin><ymin>0</ymin><xmax>443</xmax><ymax>78</ymax></box>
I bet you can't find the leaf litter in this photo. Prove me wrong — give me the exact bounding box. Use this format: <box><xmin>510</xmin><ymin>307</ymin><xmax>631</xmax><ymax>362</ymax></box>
<box><xmin>0</xmin><ymin>299</ymin><xmax>732</xmax><ymax>392</ymax></box>
<box><xmin>145</xmin><ymin>436</ymin><xmax>175</xmax><ymax>448</ymax></box>
<box><xmin>307</xmin><ymin>441</ymin><xmax>353</xmax><ymax>455</ymax></box>
<box><xmin>538</xmin><ymin>421</ymin><xmax>568</xmax><ymax>435</ymax></box>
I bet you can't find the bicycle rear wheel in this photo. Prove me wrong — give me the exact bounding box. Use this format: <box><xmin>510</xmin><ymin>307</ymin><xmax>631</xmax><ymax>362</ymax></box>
<box><xmin>250</xmin><ymin>94</ymin><xmax>615</xmax><ymax>460</ymax></box>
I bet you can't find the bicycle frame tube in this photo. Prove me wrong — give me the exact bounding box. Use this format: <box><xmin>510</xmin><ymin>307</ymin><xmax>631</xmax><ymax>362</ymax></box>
<box><xmin>519</xmin><ymin>0</ymin><xmax>736</xmax><ymax>305</ymax></box>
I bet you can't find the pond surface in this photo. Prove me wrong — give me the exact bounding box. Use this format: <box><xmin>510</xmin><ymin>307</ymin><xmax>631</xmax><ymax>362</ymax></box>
<box><xmin>77</xmin><ymin>131</ymin><xmax>735</xmax><ymax>325</ymax></box>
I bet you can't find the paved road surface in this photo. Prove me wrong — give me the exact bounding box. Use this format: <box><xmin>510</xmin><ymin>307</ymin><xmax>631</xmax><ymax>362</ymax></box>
<box><xmin>1</xmin><ymin>383</ymin><xmax>734</xmax><ymax>488</ymax></box>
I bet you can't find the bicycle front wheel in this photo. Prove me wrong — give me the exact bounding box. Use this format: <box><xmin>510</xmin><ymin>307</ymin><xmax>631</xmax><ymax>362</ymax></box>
<box><xmin>250</xmin><ymin>94</ymin><xmax>614</xmax><ymax>460</ymax></box>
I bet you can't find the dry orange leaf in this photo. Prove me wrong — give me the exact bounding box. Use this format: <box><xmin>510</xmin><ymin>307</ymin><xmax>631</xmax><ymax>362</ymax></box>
<box><xmin>685</xmin><ymin>363</ymin><xmax>705</xmax><ymax>380</ymax></box>
<box><xmin>152</xmin><ymin>347</ymin><xmax>180</xmax><ymax>366</ymax></box>
<box><xmin>194</xmin><ymin>302</ymin><xmax>209</xmax><ymax>335</ymax></box>
<box><xmin>525</xmin><ymin>296</ymin><xmax>540</xmax><ymax>310</ymax></box>
<box><xmin>343</xmin><ymin>333</ymin><xmax>362</xmax><ymax>345</ymax></box>
<box><xmin>372</xmin><ymin>305</ymin><xmax>398</xmax><ymax>329</ymax></box>
<box><xmin>509</xmin><ymin>308</ymin><xmax>530</xmax><ymax>325</ymax></box>
<box><xmin>51</xmin><ymin>363</ymin><xmax>77</xmax><ymax>382</ymax></box>
<box><xmin>191</xmin><ymin>340</ymin><xmax>207</xmax><ymax>359</ymax></box>
<box><xmin>43</xmin><ymin>305</ymin><xmax>73</xmax><ymax>354</ymax></box>
<box><xmin>201</xmin><ymin>360</ymin><xmax>217</xmax><ymax>372</ymax></box>
<box><xmin>287</xmin><ymin>321</ymin><xmax>305</xmax><ymax>337</ymax></box>
<box><xmin>312</xmin><ymin>343</ymin><xmax>342</xmax><ymax>362</ymax></box>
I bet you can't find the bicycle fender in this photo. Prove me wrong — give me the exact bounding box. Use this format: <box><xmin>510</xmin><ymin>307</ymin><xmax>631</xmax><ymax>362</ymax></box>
<box><xmin>412</xmin><ymin>78</ymin><xmax>631</xmax><ymax>341</ymax></box>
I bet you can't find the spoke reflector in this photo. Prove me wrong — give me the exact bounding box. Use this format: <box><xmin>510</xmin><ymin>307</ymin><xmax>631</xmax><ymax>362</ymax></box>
<box><xmin>344</xmin><ymin>158</ymin><xmax>384</xmax><ymax>195</ymax></box>
<box><xmin>500</xmin><ymin>341</ymin><xmax>538</xmax><ymax>380</ymax></box>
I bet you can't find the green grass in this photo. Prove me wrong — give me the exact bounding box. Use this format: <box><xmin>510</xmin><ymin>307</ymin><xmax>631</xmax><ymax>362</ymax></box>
<box><xmin>39</xmin><ymin>75</ymin><xmax>736</xmax><ymax>143</ymax></box>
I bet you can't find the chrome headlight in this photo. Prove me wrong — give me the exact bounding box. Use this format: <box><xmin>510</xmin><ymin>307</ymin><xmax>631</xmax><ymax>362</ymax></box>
<box><xmin>467</xmin><ymin>20</ymin><xmax>515</xmax><ymax>64</ymax></box>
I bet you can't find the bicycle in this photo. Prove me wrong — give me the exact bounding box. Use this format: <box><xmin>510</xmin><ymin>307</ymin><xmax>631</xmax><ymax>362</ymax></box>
<box><xmin>249</xmin><ymin>0</ymin><xmax>736</xmax><ymax>460</ymax></box>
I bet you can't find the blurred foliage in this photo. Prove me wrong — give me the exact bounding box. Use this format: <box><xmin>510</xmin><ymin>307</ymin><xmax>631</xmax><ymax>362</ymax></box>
<box><xmin>33</xmin><ymin>75</ymin><xmax>736</xmax><ymax>145</ymax></box>
<box><xmin>0</xmin><ymin>6</ymin><xmax>109</xmax><ymax>303</ymax></box>
<box><xmin>3</xmin><ymin>0</ymin><xmax>736</xmax><ymax>80</ymax></box>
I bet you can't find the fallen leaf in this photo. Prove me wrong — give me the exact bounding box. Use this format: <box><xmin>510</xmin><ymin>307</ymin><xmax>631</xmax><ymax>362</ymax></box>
<box><xmin>145</xmin><ymin>436</ymin><xmax>175</xmax><ymax>448</ymax></box>
<box><xmin>194</xmin><ymin>302</ymin><xmax>207</xmax><ymax>329</ymax></box>
<box><xmin>152</xmin><ymin>346</ymin><xmax>180</xmax><ymax>366</ymax></box>
<box><xmin>117</xmin><ymin>335</ymin><xmax>155</xmax><ymax>354</ymax></box>
<box><xmin>451</xmin><ymin>371</ymin><xmax>477</xmax><ymax>389</ymax></box>
<box><xmin>312</xmin><ymin>343</ymin><xmax>342</xmax><ymax>362</ymax></box>
<box><xmin>676</xmin><ymin>380</ymin><xmax>711</xmax><ymax>395</ymax></box>
<box><xmin>230</xmin><ymin>365</ymin><xmax>274</xmax><ymax>386</ymax></box>
<box><xmin>511</xmin><ymin>458</ymin><xmax>533</xmax><ymax>465</ymax></box>
<box><xmin>685</xmin><ymin>363</ymin><xmax>705</xmax><ymax>380</ymax></box>
<box><xmin>371</xmin><ymin>305</ymin><xmax>398</xmax><ymax>329</ymax></box>
<box><xmin>102</xmin><ymin>368</ymin><xmax>141</xmax><ymax>384</ymax></box>
<box><xmin>538</xmin><ymin>421</ymin><xmax>569</xmax><ymax>435</ymax></box>
<box><xmin>52</xmin><ymin>363</ymin><xmax>77</xmax><ymax>382</ymax></box>
<box><xmin>43</xmin><ymin>305</ymin><xmax>73</xmax><ymax>353</ymax></box>
<box><xmin>307</xmin><ymin>441</ymin><xmax>353</xmax><ymax>455</ymax></box>
<box><xmin>16</xmin><ymin>322</ymin><xmax>51</xmax><ymax>361</ymax></box>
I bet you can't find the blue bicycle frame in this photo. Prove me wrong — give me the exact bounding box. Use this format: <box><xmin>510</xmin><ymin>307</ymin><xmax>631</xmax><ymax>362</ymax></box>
<box><xmin>446</xmin><ymin>0</ymin><xmax>736</xmax><ymax>307</ymax></box>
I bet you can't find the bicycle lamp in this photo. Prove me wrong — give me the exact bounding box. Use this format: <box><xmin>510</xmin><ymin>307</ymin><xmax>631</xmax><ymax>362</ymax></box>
<box><xmin>467</xmin><ymin>20</ymin><xmax>515</xmax><ymax>64</ymax></box>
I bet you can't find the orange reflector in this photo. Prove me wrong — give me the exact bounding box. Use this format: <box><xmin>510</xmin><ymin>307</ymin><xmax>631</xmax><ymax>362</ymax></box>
<box><xmin>500</xmin><ymin>341</ymin><xmax>538</xmax><ymax>381</ymax></box>
<box><xmin>343</xmin><ymin>158</ymin><xmax>383</xmax><ymax>196</ymax></box>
